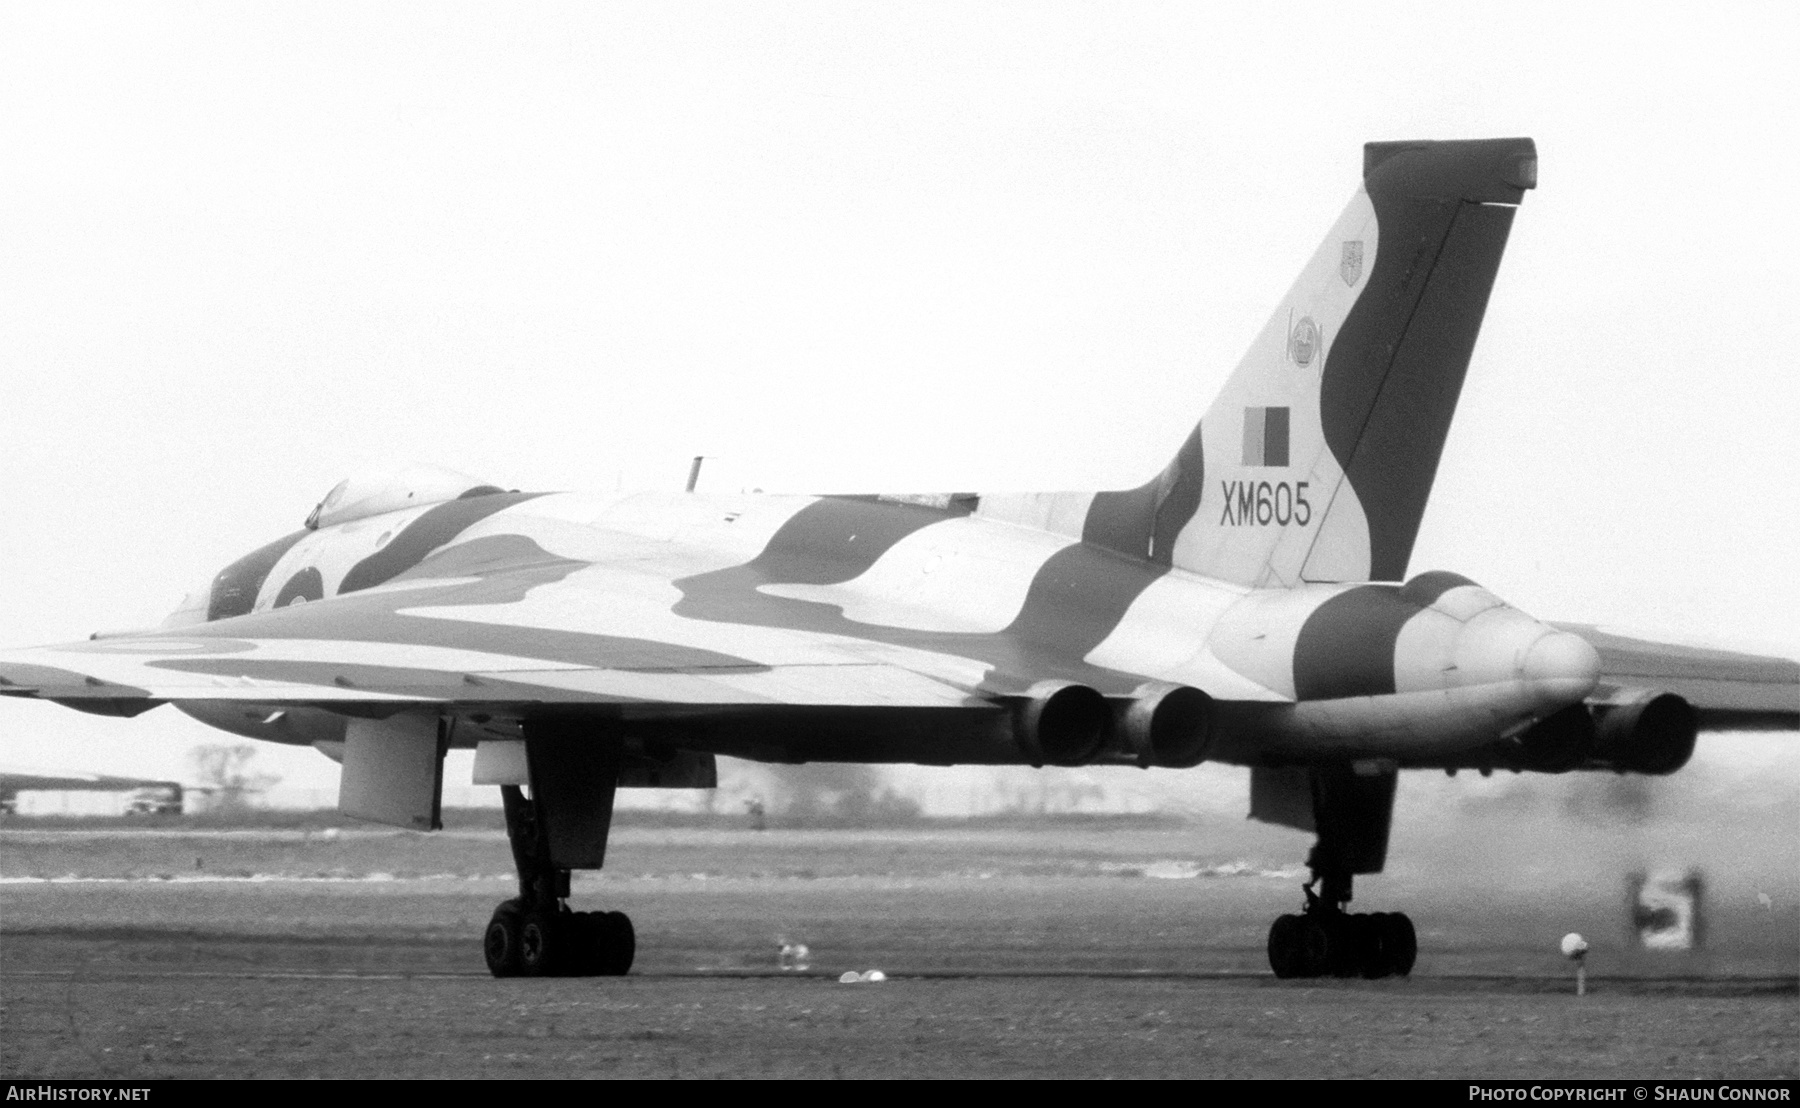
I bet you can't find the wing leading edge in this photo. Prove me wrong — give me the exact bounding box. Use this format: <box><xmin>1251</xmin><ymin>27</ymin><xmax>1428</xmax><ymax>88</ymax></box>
<box><xmin>0</xmin><ymin>554</ymin><xmax>996</xmax><ymax>716</ymax></box>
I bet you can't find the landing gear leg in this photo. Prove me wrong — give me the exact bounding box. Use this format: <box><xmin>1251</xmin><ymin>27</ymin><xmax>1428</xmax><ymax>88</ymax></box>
<box><xmin>484</xmin><ymin>784</ymin><xmax>634</xmax><ymax>978</ymax></box>
<box><xmin>1266</xmin><ymin>845</ymin><xmax>1414</xmax><ymax>979</ymax></box>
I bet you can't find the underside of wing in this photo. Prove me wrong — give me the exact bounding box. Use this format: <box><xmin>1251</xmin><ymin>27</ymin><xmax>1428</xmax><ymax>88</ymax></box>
<box><xmin>1555</xmin><ymin>622</ymin><xmax>1800</xmax><ymax>730</ymax></box>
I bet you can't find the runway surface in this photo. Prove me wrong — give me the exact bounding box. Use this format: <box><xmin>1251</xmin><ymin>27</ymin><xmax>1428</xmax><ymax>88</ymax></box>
<box><xmin>3</xmin><ymin>822</ymin><xmax>1796</xmax><ymax>1078</ymax></box>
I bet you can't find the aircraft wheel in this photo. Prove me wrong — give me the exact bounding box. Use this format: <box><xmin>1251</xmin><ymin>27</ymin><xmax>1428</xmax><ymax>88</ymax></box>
<box><xmin>554</xmin><ymin>911</ymin><xmax>592</xmax><ymax>976</ymax></box>
<box><xmin>1381</xmin><ymin>912</ymin><xmax>1417</xmax><ymax>977</ymax></box>
<box><xmin>1325</xmin><ymin>914</ymin><xmax>1360</xmax><ymax>978</ymax></box>
<box><xmin>597</xmin><ymin>910</ymin><xmax>636</xmax><ymax>976</ymax></box>
<box><xmin>484</xmin><ymin>901</ymin><xmax>525</xmax><ymax>978</ymax></box>
<box><xmin>1293</xmin><ymin>914</ymin><xmax>1332</xmax><ymax>977</ymax></box>
<box><xmin>1268</xmin><ymin>914</ymin><xmax>1307</xmax><ymax>978</ymax></box>
<box><xmin>1353</xmin><ymin>914</ymin><xmax>1390</xmax><ymax>979</ymax></box>
<box><xmin>519</xmin><ymin>909</ymin><xmax>563</xmax><ymax>977</ymax></box>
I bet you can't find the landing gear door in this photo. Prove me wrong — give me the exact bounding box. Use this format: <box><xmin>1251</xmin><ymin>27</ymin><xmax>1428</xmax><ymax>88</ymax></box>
<box><xmin>1248</xmin><ymin>766</ymin><xmax>1315</xmax><ymax>832</ymax></box>
<box><xmin>523</xmin><ymin>720</ymin><xmax>622</xmax><ymax>870</ymax></box>
<box><xmin>338</xmin><ymin>714</ymin><xmax>447</xmax><ymax>831</ymax></box>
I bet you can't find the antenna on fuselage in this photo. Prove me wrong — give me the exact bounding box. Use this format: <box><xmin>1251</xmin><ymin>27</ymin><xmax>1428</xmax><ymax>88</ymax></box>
<box><xmin>685</xmin><ymin>455</ymin><xmax>706</xmax><ymax>493</ymax></box>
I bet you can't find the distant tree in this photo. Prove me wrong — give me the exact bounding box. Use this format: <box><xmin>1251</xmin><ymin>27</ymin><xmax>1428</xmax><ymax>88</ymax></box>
<box><xmin>189</xmin><ymin>744</ymin><xmax>279</xmax><ymax>810</ymax></box>
<box><xmin>765</xmin><ymin>763</ymin><xmax>920</xmax><ymax>826</ymax></box>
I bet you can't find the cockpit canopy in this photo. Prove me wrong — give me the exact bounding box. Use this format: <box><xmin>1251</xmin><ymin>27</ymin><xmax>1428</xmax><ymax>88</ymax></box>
<box><xmin>304</xmin><ymin>464</ymin><xmax>502</xmax><ymax>530</ymax></box>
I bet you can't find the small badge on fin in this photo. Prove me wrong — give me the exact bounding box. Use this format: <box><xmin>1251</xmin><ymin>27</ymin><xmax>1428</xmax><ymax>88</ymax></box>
<box><xmin>1340</xmin><ymin>240</ymin><xmax>1363</xmax><ymax>286</ymax></box>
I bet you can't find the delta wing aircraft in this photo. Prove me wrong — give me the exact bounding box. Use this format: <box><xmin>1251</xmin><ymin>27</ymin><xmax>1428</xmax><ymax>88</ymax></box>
<box><xmin>4</xmin><ymin>138</ymin><xmax>1795</xmax><ymax>980</ymax></box>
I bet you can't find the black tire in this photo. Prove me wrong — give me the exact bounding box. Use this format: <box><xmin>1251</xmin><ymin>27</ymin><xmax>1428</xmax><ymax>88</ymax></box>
<box><xmin>597</xmin><ymin>911</ymin><xmax>635</xmax><ymax>976</ymax></box>
<box><xmin>556</xmin><ymin>911</ymin><xmax>592</xmax><ymax>977</ymax></box>
<box><xmin>1382</xmin><ymin>912</ymin><xmax>1417</xmax><ymax>977</ymax></box>
<box><xmin>1268</xmin><ymin>914</ymin><xmax>1306</xmax><ymax>978</ymax></box>
<box><xmin>1293</xmin><ymin>914</ymin><xmax>1331</xmax><ymax>977</ymax></box>
<box><xmin>1325</xmin><ymin>914</ymin><xmax>1363</xmax><ymax>978</ymax></box>
<box><xmin>1355</xmin><ymin>914</ymin><xmax>1390</xmax><ymax>979</ymax></box>
<box><xmin>520</xmin><ymin>910</ymin><xmax>561</xmax><ymax>977</ymax></box>
<box><xmin>484</xmin><ymin>905</ymin><xmax>524</xmax><ymax>978</ymax></box>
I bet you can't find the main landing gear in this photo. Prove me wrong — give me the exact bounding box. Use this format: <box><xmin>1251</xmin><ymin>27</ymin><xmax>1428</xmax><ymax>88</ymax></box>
<box><xmin>1266</xmin><ymin>848</ymin><xmax>1415</xmax><ymax>980</ymax></box>
<box><xmin>484</xmin><ymin>784</ymin><xmax>635</xmax><ymax>978</ymax></box>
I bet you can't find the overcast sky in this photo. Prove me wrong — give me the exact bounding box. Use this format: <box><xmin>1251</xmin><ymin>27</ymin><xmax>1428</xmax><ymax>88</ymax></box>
<box><xmin>1</xmin><ymin>2</ymin><xmax>1794</xmax><ymax>791</ymax></box>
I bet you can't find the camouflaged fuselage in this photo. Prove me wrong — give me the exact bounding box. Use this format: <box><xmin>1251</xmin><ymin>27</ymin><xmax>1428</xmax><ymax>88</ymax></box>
<box><xmin>22</xmin><ymin>485</ymin><xmax>1599</xmax><ymax>769</ymax></box>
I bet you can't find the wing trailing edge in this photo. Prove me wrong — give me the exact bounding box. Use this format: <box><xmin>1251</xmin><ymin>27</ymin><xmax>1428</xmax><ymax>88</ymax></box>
<box><xmin>1555</xmin><ymin>623</ymin><xmax>1799</xmax><ymax>731</ymax></box>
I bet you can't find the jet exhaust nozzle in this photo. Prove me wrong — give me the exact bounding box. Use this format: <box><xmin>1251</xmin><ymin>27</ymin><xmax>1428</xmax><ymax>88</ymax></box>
<box><xmin>1118</xmin><ymin>683</ymin><xmax>1214</xmax><ymax>768</ymax></box>
<box><xmin>1588</xmin><ymin>692</ymin><xmax>1697</xmax><ymax>776</ymax></box>
<box><xmin>1014</xmin><ymin>681</ymin><xmax>1111</xmax><ymax>767</ymax></box>
<box><xmin>1436</xmin><ymin>691</ymin><xmax>1698</xmax><ymax>776</ymax></box>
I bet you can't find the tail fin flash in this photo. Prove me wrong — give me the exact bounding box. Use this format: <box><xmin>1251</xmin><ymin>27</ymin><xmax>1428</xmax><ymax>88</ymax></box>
<box><xmin>1079</xmin><ymin>138</ymin><xmax>1535</xmax><ymax>586</ymax></box>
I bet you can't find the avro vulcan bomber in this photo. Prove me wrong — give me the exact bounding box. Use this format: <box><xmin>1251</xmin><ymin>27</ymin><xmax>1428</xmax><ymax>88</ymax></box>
<box><xmin>3</xmin><ymin>138</ymin><xmax>1794</xmax><ymax>980</ymax></box>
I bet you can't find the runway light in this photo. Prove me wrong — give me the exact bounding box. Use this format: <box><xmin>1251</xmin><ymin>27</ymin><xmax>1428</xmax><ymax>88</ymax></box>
<box><xmin>1561</xmin><ymin>932</ymin><xmax>1589</xmax><ymax>997</ymax></box>
<box><xmin>837</xmin><ymin>969</ymin><xmax>887</xmax><ymax>983</ymax></box>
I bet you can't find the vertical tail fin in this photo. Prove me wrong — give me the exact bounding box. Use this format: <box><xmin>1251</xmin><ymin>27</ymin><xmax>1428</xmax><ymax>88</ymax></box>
<box><xmin>1078</xmin><ymin>138</ymin><xmax>1536</xmax><ymax>585</ymax></box>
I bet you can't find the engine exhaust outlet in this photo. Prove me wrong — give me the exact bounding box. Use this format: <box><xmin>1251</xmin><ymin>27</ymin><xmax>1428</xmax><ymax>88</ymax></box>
<box><xmin>1014</xmin><ymin>681</ymin><xmax>1111</xmax><ymax>767</ymax></box>
<box><xmin>1118</xmin><ymin>683</ymin><xmax>1214</xmax><ymax>768</ymax></box>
